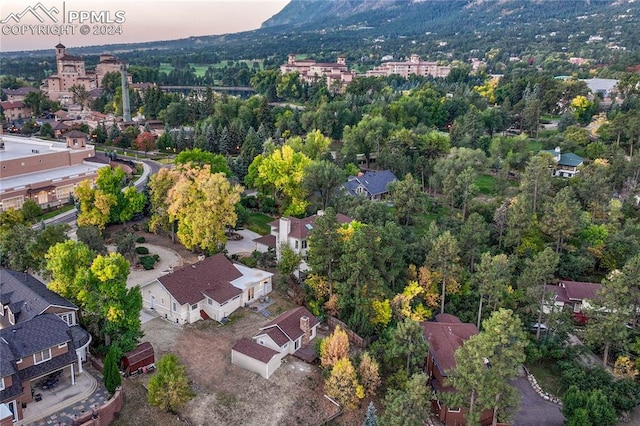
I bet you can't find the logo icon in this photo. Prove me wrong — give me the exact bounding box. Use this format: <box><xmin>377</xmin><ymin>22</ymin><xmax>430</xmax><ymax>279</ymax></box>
<box><xmin>1</xmin><ymin>2</ymin><xmax>59</xmax><ymax>24</ymax></box>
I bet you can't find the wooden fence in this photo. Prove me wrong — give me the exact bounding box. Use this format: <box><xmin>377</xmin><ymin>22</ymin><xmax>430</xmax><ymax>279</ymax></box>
<box><xmin>326</xmin><ymin>316</ymin><xmax>371</xmax><ymax>348</ymax></box>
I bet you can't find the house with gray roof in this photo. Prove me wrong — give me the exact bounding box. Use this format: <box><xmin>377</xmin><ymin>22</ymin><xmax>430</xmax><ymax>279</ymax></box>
<box><xmin>0</xmin><ymin>270</ymin><xmax>91</xmax><ymax>423</ymax></box>
<box><xmin>343</xmin><ymin>170</ymin><xmax>398</xmax><ymax>200</ymax></box>
<box><xmin>541</xmin><ymin>147</ymin><xmax>584</xmax><ymax>178</ymax></box>
<box><xmin>140</xmin><ymin>254</ymin><xmax>273</xmax><ymax>325</ymax></box>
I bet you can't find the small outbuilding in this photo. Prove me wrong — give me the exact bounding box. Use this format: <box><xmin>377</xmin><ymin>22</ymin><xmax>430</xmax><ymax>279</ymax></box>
<box><xmin>231</xmin><ymin>338</ymin><xmax>282</xmax><ymax>379</ymax></box>
<box><xmin>121</xmin><ymin>342</ymin><xmax>155</xmax><ymax>376</ymax></box>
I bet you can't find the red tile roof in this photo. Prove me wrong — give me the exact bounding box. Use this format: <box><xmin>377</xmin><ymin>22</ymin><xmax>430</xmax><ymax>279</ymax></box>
<box><xmin>158</xmin><ymin>254</ymin><xmax>243</xmax><ymax>305</ymax></box>
<box><xmin>260</xmin><ymin>306</ymin><xmax>319</xmax><ymax>343</ymax></box>
<box><xmin>0</xmin><ymin>101</ymin><xmax>26</xmax><ymax>109</ymax></box>
<box><xmin>422</xmin><ymin>316</ymin><xmax>478</xmax><ymax>377</ymax></box>
<box><xmin>232</xmin><ymin>338</ymin><xmax>280</xmax><ymax>364</ymax></box>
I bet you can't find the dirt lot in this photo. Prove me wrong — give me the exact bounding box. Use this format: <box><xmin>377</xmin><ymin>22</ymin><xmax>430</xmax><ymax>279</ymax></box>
<box><xmin>136</xmin><ymin>294</ymin><xmax>339</xmax><ymax>426</ymax></box>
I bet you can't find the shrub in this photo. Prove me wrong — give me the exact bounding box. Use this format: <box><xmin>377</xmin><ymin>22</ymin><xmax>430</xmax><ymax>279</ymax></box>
<box><xmin>239</xmin><ymin>256</ymin><xmax>258</xmax><ymax>268</ymax></box>
<box><xmin>139</xmin><ymin>255</ymin><xmax>157</xmax><ymax>270</ymax></box>
<box><xmin>135</xmin><ymin>246</ymin><xmax>149</xmax><ymax>255</ymax></box>
<box><xmin>136</xmin><ymin>236</ymin><xmax>146</xmax><ymax>243</ymax></box>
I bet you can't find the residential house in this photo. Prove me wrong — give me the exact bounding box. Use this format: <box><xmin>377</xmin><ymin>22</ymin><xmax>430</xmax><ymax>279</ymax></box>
<box><xmin>545</xmin><ymin>280</ymin><xmax>602</xmax><ymax>323</ymax></box>
<box><xmin>255</xmin><ymin>211</ymin><xmax>353</xmax><ymax>270</ymax></box>
<box><xmin>0</xmin><ymin>269</ymin><xmax>91</xmax><ymax>423</ymax></box>
<box><xmin>1</xmin><ymin>101</ymin><xmax>32</xmax><ymax>121</ymax></box>
<box><xmin>140</xmin><ymin>254</ymin><xmax>273</xmax><ymax>324</ymax></box>
<box><xmin>541</xmin><ymin>147</ymin><xmax>584</xmax><ymax>178</ymax></box>
<box><xmin>231</xmin><ymin>306</ymin><xmax>319</xmax><ymax>379</ymax></box>
<box><xmin>422</xmin><ymin>314</ymin><xmax>492</xmax><ymax>426</ymax></box>
<box><xmin>343</xmin><ymin>170</ymin><xmax>398</xmax><ymax>201</ymax></box>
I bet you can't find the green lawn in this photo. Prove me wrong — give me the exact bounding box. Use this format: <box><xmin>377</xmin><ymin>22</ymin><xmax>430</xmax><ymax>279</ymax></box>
<box><xmin>528</xmin><ymin>139</ymin><xmax>543</xmax><ymax>153</ymax></box>
<box><xmin>159</xmin><ymin>63</ymin><xmax>174</xmax><ymax>74</ymax></box>
<box><xmin>526</xmin><ymin>361</ymin><xmax>565</xmax><ymax>397</ymax></box>
<box><xmin>246</xmin><ymin>212</ymin><xmax>274</xmax><ymax>236</ymax></box>
<box><xmin>476</xmin><ymin>174</ymin><xmax>496</xmax><ymax>195</ymax></box>
<box><xmin>37</xmin><ymin>204</ymin><xmax>75</xmax><ymax>222</ymax></box>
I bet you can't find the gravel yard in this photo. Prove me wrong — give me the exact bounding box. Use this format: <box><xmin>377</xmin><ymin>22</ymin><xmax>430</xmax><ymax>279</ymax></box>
<box><xmin>137</xmin><ymin>294</ymin><xmax>337</xmax><ymax>426</ymax></box>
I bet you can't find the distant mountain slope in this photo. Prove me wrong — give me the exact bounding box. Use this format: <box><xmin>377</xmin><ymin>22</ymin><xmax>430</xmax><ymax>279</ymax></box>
<box><xmin>262</xmin><ymin>0</ymin><xmax>399</xmax><ymax>28</ymax></box>
<box><xmin>262</xmin><ymin>0</ymin><xmax>618</xmax><ymax>35</ymax></box>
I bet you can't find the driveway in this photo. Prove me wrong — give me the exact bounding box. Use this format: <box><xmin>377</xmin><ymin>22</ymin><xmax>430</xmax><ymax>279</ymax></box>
<box><xmin>225</xmin><ymin>228</ymin><xmax>262</xmax><ymax>255</ymax></box>
<box><xmin>511</xmin><ymin>376</ymin><xmax>565</xmax><ymax>426</ymax></box>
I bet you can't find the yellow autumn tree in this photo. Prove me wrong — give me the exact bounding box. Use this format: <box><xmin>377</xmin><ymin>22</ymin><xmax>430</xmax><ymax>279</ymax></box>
<box><xmin>358</xmin><ymin>352</ymin><xmax>381</xmax><ymax>397</ymax></box>
<box><xmin>325</xmin><ymin>357</ymin><xmax>362</xmax><ymax>409</ymax></box>
<box><xmin>257</xmin><ymin>144</ymin><xmax>311</xmax><ymax>216</ymax></box>
<box><xmin>320</xmin><ymin>325</ymin><xmax>350</xmax><ymax>368</ymax></box>
<box><xmin>74</xmin><ymin>179</ymin><xmax>116</xmax><ymax>230</ymax></box>
<box><xmin>166</xmin><ymin>165</ymin><xmax>243</xmax><ymax>252</ymax></box>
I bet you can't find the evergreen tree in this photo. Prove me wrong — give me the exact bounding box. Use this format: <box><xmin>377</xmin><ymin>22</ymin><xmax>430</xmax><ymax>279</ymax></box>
<box><xmin>104</xmin><ymin>345</ymin><xmax>122</xmax><ymax>394</ymax></box>
<box><xmin>362</xmin><ymin>401</ymin><xmax>378</xmax><ymax>426</ymax></box>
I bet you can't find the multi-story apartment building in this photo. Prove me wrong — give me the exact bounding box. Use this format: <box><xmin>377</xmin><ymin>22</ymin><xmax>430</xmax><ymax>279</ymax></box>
<box><xmin>365</xmin><ymin>54</ymin><xmax>451</xmax><ymax>79</ymax></box>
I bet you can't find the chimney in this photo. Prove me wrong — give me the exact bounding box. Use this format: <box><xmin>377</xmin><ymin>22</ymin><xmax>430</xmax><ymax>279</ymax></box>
<box><xmin>410</xmin><ymin>54</ymin><xmax>420</xmax><ymax>63</ymax></box>
<box><xmin>337</xmin><ymin>55</ymin><xmax>346</xmax><ymax>65</ymax></box>
<box><xmin>300</xmin><ymin>315</ymin><xmax>311</xmax><ymax>346</ymax></box>
<box><xmin>288</xmin><ymin>54</ymin><xmax>296</xmax><ymax>65</ymax></box>
<box><xmin>277</xmin><ymin>217</ymin><xmax>291</xmax><ymax>261</ymax></box>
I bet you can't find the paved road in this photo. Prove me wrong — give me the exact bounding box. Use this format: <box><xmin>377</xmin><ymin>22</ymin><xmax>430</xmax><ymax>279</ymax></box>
<box><xmin>511</xmin><ymin>376</ymin><xmax>565</xmax><ymax>426</ymax></box>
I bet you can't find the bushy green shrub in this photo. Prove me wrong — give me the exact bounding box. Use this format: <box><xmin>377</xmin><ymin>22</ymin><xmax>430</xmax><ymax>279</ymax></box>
<box><xmin>239</xmin><ymin>256</ymin><xmax>258</xmax><ymax>268</ymax></box>
<box><xmin>135</xmin><ymin>246</ymin><xmax>149</xmax><ymax>255</ymax></box>
<box><xmin>139</xmin><ymin>255</ymin><xmax>157</xmax><ymax>270</ymax></box>
<box><xmin>136</xmin><ymin>236</ymin><xmax>146</xmax><ymax>243</ymax></box>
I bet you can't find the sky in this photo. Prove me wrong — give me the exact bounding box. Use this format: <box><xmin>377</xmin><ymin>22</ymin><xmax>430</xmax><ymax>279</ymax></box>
<box><xmin>0</xmin><ymin>0</ymin><xmax>290</xmax><ymax>52</ymax></box>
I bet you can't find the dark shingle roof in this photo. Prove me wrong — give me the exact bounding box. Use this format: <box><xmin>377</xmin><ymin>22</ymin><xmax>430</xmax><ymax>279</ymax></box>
<box><xmin>422</xmin><ymin>315</ymin><xmax>478</xmax><ymax>377</ymax></box>
<box><xmin>343</xmin><ymin>170</ymin><xmax>398</xmax><ymax>197</ymax></box>
<box><xmin>557</xmin><ymin>152</ymin><xmax>584</xmax><ymax>167</ymax></box>
<box><xmin>259</xmin><ymin>307</ymin><xmax>319</xmax><ymax>343</ymax></box>
<box><xmin>64</xmin><ymin>130</ymin><xmax>89</xmax><ymax>139</ymax></box>
<box><xmin>0</xmin><ymin>269</ymin><xmax>77</xmax><ymax>325</ymax></box>
<box><xmin>0</xmin><ymin>314</ymin><xmax>72</xmax><ymax>359</ymax></box>
<box><xmin>2</xmin><ymin>87</ymin><xmax>37</xmax><ymax>97</ymax></box>
<box><xmin>0</xmin><ymin>341</ymin><xmax>17</xmax><ymax>377</ymax></box>
<box><xmin>157</xmin><ymin>254</ymin><xmax>243</xmax><ymax>305</ymax></box>
<box><xmin>233</xmin><ymin>338</ymin><xmax>279</xmax><ymax>364</ymax></box>
<box><xmin>560</xmin><ymin>280</ymin><xmax>602</xmax><ymax>301</ymax></box>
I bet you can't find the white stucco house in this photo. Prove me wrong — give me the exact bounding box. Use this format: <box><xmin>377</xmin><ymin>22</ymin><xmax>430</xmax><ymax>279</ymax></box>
<box><xmin>140</xmin><ymin>253</ymin><xmax>273</xmax><ymax>324</ymax></box>
<box><xmin>253</xmin><ymin>211</ymin><xmax>353</xmax><ymax>276</ymax></box>
<box><xmin>231</xmin><ymin>306</ymin><xmax>320</xmax><ymax>379</ymax></box>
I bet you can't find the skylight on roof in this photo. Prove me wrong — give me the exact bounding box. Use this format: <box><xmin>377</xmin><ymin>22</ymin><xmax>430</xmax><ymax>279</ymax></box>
<box><xmin>305</xmin><ymin>224</ymin><xmax>313</xmax><ymax>230</ymax></box>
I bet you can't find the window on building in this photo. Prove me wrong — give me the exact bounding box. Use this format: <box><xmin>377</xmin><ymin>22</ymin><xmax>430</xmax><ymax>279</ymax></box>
<box><xmin>283</xmin><ymin>342</ymin><xmax>289</xmax><ymax>350</ymax></box>
<box><xmin>0</xmin><ymin>377</ymin><xmax>4</xmax><ymax>391</ymax></box>
<box><xmin>191</xmin><ymin>303</ymin><xmax>198</xmax><ymax>310</ymax></box>
<box><xmin>173</xmin><ymin>302</ymin><xmax>177</xmax><ymax>312</ymax></box>
<box><xmin>34</xmin><ymin>348</ymin><xmax>52</xmax><ymax>364</ymax></box>
<box><xmin>301</xmin><ymin>240</ymin><xmax>307</xmax><ymax>249</ymax></box>
<box><xmin>294</xmin><ymin>240</ymin><xmax>299</xmax><ymax>249</ymax></box>
<box><xmin>57</xmin><ymin>312</ymin><xmax>76</xmax><ymax>326</ymax></box>
<box><xmin>208</xmin><ymin>298</ymin><xmax>213</xmax><ymax>305</ymax></box>
<box><xmin>448</xmin><ymin>408</ymin><xmax>461</xmax><ymax>413</ymax></box>
<box><xmin>294</xmin><ymin>339</ymin><xmax>300</xmax><ymax>350</ymax></box>
<box><xmin>58</xmin><ymin>342</ymin><xmax>67</xmax><ymax>349</ymax></box>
